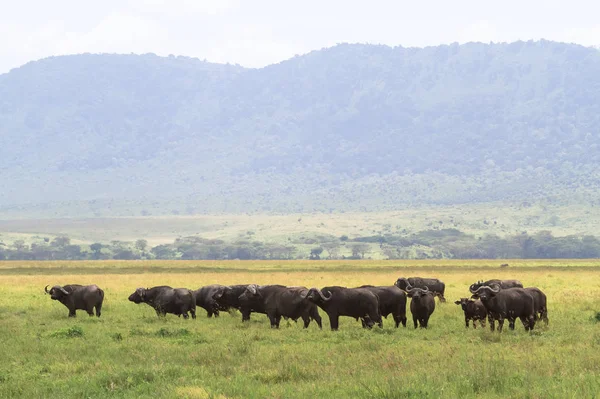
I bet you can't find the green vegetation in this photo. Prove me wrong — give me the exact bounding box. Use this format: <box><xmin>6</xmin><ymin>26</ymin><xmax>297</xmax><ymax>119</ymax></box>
<box><xmin>1</xmin><ymin>261</ymin><xmax>599</xmax><ymax>398</ymax></box>
<box><xmin>2</xmin><ymin>41</ymin><xmax>600</xmax><ymax>216</ymax></box>
<box><xmin>3</xmin><ymin>227</ymin><xmax>600</xmax><ymax>261</ymax></box>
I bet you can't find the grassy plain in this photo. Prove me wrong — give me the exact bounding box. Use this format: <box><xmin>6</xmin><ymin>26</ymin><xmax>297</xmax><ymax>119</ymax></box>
<box><xmin>1</xmin><ymin>260</ymin><xmax>600</xmax><ymax>398</ymax></box>
<box><xmin>1</xmin><ymin>202</ymin><xmax>599</xmax><ymax>246</ymax></box>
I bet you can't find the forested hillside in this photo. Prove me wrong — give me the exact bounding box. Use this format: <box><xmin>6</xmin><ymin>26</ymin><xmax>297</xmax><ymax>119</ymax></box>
<box><xmin>2</xmin><ymin>40</ymin><xmax>600</xmax><ymax>216</ymax></box>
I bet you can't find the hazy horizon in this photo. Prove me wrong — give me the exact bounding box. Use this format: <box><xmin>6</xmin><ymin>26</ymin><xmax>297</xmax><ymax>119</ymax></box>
<box><xmin>2</xmin><ymin>0</ymin><xmax>600</xmax><ymax>74</ymax></box>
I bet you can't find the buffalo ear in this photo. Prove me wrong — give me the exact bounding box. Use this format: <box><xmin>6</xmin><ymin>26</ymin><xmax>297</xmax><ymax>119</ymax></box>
<box><xmin>454</xmin><ymin>300</ymin><xmax>461</xmax><ymax>305</ymax></box>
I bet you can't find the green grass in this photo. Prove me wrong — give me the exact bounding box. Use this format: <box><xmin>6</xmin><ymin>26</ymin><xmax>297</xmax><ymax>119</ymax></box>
<box><xmin>1</xmin><ymin>261</ymin><xmax>600</xmax><ymax>398</ymax></box>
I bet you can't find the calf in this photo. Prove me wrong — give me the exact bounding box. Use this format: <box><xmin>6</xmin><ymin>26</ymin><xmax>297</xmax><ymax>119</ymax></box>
<box><xmin>454</xmin><ymin>298</ymin><xmax>487</xmax><ymax>329</ymax></box>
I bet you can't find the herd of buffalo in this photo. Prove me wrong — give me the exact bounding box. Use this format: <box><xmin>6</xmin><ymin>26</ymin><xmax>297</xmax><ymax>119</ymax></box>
<box><xmin>43</xmin><ymin>276</ymin><xmax>548</xmax><ymax>332</ymax></box>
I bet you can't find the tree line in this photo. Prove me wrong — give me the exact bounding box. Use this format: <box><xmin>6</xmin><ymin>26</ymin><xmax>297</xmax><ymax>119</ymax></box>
<box><xmin>1</xmin><ymin>229</ymin><xmax>600</xmax><ymax>260</ymax></box>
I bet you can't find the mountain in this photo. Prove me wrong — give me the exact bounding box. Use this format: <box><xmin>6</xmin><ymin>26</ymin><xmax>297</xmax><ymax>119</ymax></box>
<box><xmin>2</xmin><ymin>40</ymin><xmax>600</xmax><ymax>217</ymax></box>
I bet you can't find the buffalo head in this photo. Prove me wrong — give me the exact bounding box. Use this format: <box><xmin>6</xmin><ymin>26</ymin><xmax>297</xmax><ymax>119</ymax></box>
<box><xmin>128</xmin><ymin>288</ymin><xmax>147</xmax><ymax>304</ymax></box>
<box><xmin>45</xmin><ymin>285</ymin><xmax>70</xmax><ymax>301</ymax></box>
<box><xmin>394</xmin><ymin>278</ymin><xmax>409</xmax><ymax>290</ymax></box>
<box><xmin>239</xmin><ymin>284</ymin><xmax>261</xmax><ymax>301</ymax></box>
<box><xmin>302</xmin><ymin>288</ymin><xmax>332</xmax><ymax>303</ymax></box>
<box><xmin>405</xmin><ymin>284</ymin><xmax>429</xmax><ymax>299</ymax></box>
<box><xmin>469</xmin><ymin>284</ymin><xmax>500</xmax><ymax>301</ymax></box>
<box><xmin>454</xmin><ymin>297</ymin><xmax>475</xmax><ymax>310</ymax></box>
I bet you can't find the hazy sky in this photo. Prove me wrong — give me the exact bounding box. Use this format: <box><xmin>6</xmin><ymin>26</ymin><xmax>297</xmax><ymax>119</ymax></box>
<box><xmin>1</xmin><ymin>0</ymin><xmax>599</xmax><ymax>73</ymax></box>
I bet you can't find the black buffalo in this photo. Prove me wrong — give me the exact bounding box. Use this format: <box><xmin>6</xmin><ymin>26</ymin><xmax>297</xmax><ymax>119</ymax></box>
<box><xmin>454</xmin><ymin>297</ymin><xmax>487</xmax><ymax>329</ymax></box>
<box><xmin>357</xmin><ymin>285</ymin><xmax>407</xmax><ymax>327</ymax></box>
<box><xmin>45</xmin><ymin>284</ymin><xmax>104</xmax><ymax>317</ymax></box>
<box><xmin>193</xmin><ymin>284</ymin><xmax>229</xmax><ymax>317</ymax></box>
<box><xmin>303</xmin><ymin>286</ymin><xmax>381</xmax><ymax>331</ymax></box>
<box><xmin>395</xmin><ymin>277</ymin><xmax>446</xmax><ymax>302</ymax></box>
<box><xmin>212</xmin><ymin>284</ymin><xmax>251</xmax><ymax>318</ymax></box>
<box><xmin>524</xmin><ymin>287</ymin><xmax>548</xmax><ymax>325</ymax></box>
<box><xmin>405</xmin><ymin>285</ymin><xmax>435</xmax><ymax>328</ymax></box>
<box><xmin>238</xmin><ymin>284</ymin><xmax>322</xmax><ymax>328</ymax></box>
<box><xmin>128</xmin><ymin>286</ymin><xmax>196</xmax><ymax>319</ymax></box>
<box><xmin>470</xmin><ymin>284</ymin><xmax>535</xmax><ymax>332</ymax></box>
<box><xmin>469</xmin><ymin>279</ymin><xmax>523</xmax><ymax>292</ymax></box>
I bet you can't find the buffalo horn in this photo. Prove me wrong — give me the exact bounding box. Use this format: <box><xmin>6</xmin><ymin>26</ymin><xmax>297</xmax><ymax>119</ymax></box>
<box><xmin>60</xmin><ymin>286</ymin><xmax>70</xmax><ymax>295</ymax></box>
<box><xmin>469</xmin><ymin>284</ymin><xmax>483</xmax><ymax>294</ymax></box>
<box><xmin>317</xmin><ymin>289</ymin><xmax>332</xmax><ymax>301</ymax></box>
<box><xmin>44</xmin><ymin>285</ymin><xmax>50</xmax><ymax>294</ymax></box>
<box><xmin>422</xmin><ymin>286</ymin><xmax>429</xmax><ymax>293</ymax></box>
<box><xmin>490</xmin><ymin>283</ymin><xmax>501</xmax><ymax>293</ymax></box>
<box><xmin>248</xmin><ymin>284</ymin><xmax>258</xmax><ymax>295</ymax></box>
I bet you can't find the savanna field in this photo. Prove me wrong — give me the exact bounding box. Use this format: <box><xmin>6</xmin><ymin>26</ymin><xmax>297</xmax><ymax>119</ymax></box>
<box><xmin>1</xmin><ymin>260</ymin><xmax>600</xmax><ymax>398</ymax></box>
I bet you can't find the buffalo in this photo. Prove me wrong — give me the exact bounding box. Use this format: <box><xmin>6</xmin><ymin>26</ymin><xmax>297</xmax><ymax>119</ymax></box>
<box><xmin>469</xmin><ymin>279</ymin><xmax>523</xmax><ymax>292</ymax></box>
<box><xmin>454</xmin><ymin>297</ymin><xmax>487</xmax><ymax>329</ymax></box>
<box><xmin>357</xmin><ymin>285</ymin><xmax>407</xmax><ymax>327</ymax></box>
<box><xmin>128</xmin><ymin>286</ymin><xmax>196</xmax><ymax>319</ymax></box>
<box><xmin>524</xmin><ymin>287</ymin><xmax>548</xmax><ymax>325</ymax></box>
<box><xmin>212</xmin><ymin>284</ymin><xmax>251</xmax><ymax>318</ymax></box>
<box><xmin>406</xmin><ymin>285</ymin><xmax>435</xmax><ymax>328</ymax></box>
<box><xmin>193</xmin><ymin>284</ymin><xmax>229</xmax><ymax>317</ymax></box>
<box><xmin>238</xmin><ymin>284</ymin><xmax>322</xmax><ymax>328</ymax></box>
<box><xmin>303</xmin><ymin>286</ymin><xmax>381</xmax><ymax>331</ymax></box>
<box><xmin>45</xmin><ymin>284</ymin><xmax>104</xmax><ymax>317</ymax></box>
<box><xmin>470</xmin><ymin>284</ymin><xmax>535</xmax><ymax>332</ymax></box>
<box><xmin>395</xmin><ymin>277</ymin><xmax>446</xmax><ymax>302</ymax></box>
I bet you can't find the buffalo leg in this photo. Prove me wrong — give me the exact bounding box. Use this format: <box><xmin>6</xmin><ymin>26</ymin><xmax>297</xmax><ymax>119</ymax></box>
<box><xmin>527</xmin><ymin>315</ymin><xmax>536</xmax><ymax>331</ymax></box>
<box><xmin>541</xmin><ymin>309</ymin><xmax>548</xmax><ymax>325</ymax></box>
<box><xmin>241</xmin><ymin>309</ymin><xmax>251</xmax><ymax>322</ymax></box>
<box><xmin>312</xmin><ymin>309</ymin><xmax>322</xmax><ymax>329</ymax></box>
<box><xmin>480</xmin><ymin>317</ymin><xmax>486</xmax><ymax>328</ymax></box>
<box><xmin>328</xmin><ymin>314</ymin><xmax>339</xmax><ymax>331</ymax></box>
<box><xmin>465</xmin><ymin>317</ymin><xmax>470</xmax><ymax>328</ymax></box>
<box><xmin>473</xmin><ymin>319</ymin><xmax>477</xmax><ymax>329</ymax></box>
<box><xmin>401</xmin><ymin>315</ymin><xmax>407</xmax><ymax>327</ymax></box>
<box><xmin>422</xmin><ymin>316</ymin><xmax>429</xmax><ymax>328</ymax></box>
<box><xmin>413</xmin><ymin>315</ymin><xmax>418</xmax><ymax>329</ymax></box>
<box><xmin>68</xmin><ymin>310</ymin><xmax>76</xmax><ymax>318</ymax></box>
<box><xmin>497</xmin><ymin>316</ymin><xmax>504</xmax><ymax>332</ymax></box>
<box><xmin>182</xmin><ymin>312</ymin><xmax>189</xmax><ymax>319</ymax></box>
<box><xmin>301</xmin><ymin>314</ymin><xmax>311</xmax><ymax>329</ymax></box>
<box><xmin>207</xmin><ymin>310</ymin><xmax>214</xmax><ymax>318</ymax></box>
<box><xmin>95</xmin><ymin>302</ymin><xmax>102</xmax><ymax>317</ymax></box>
<box><xmin>508</xmin><ymin>318</ymin><xmax>515</xmax><ymax>330</ymax></box>
<box><xmin>438</xmin><ymin>293</ymin><xmax>446</xmax><ymax>303</ymax></box>
<box><xmin>488</xmin><ymin>313</ymin><xmax>495</xmax><ymax>331</ymax></box>
<box><xmin>190</xmin><ymin>309</ymin><xmax>196</xmax><ymax>320</ymax></box>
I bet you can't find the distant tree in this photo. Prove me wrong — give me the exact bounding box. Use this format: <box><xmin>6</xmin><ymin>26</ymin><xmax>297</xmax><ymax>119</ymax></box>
<box><xmin>309</xmin><ymin>247</ymin><xmax>324</xmax><ymax>260</ymax></box>
<box><xmin>321</xmin><ymin>242</ymin><xmax>340</xmax><ymax>259</ymax></box>
<box><xmin>113</xmin><ymin>250</ymin><xmax>138</xmax><ymax>260</ymax></box>
<box><xmin>151</xmin><ymin>244</ymin><xmax>177</xmax><ymax>259</ymax></box>
<box><xmin>12</xmin><ymin>240</ymin><xmax>27</xmax><ymax>251</ymax></box>
<box><xmin>64</xmin><ymin>245</ymin><xmax>82</xmax><ymax>260</ymax></box>
<box><xmin>340</xmin><ymin>235</ymin><xmax>349</xmax><ymax>242</ymax></box>
<box><xmin>90</xmin><ymin>243</ymin><xmax>103</xmax><ymax>260</ymax></box>
<box><xmin>351</xmin><ymin>243</ymin><xmax>370</xmax><ymax>259</ymax></box>
<box><xmin>51</xmin><ymin>236</ymin><xmax>70</xmax><ymax>247</ymax></box>
<box><xmin>135</xmin><ymin>239</ymin><xmax>148</xmax><ymax>252</ymax></box>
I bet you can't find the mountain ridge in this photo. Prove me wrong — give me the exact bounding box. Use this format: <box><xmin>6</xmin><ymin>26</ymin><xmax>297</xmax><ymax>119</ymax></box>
<box><xmin>1</xmin><ymin>40</ymin><xmax>600</xmax><ymax>216</ymax></box>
